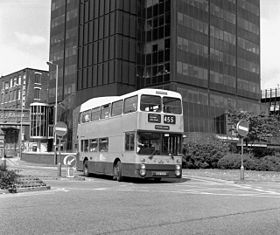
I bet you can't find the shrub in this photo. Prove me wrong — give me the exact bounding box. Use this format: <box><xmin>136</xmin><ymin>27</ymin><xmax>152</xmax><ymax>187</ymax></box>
<box><xmin>182</xmin><ymin>140</ymin><xmax>229</xmax><ymax>169</ymax></box>
<box><xmin>0</xmin><ymin>166</ymin><xmax>19</xmax><ymax>190</ymax></box>
<box><xmin>251</xmin><ymin>147</ymin><xmax>275</xmax><ymax>159</ymax></box>
<box><xmin>217</xmin><ymin>153</ymin><xmax>258</xmax><ymax>170</ymax></box>
<box><xmin>256</xmin><ymin>155</ymin><xmax>280</xmax><ymax>171</ymax></box>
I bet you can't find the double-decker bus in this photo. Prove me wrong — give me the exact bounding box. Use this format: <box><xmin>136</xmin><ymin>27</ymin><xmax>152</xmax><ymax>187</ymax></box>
<box><xmin>76</xmin><ymin>88</ymin><xmax>184</xmax><ymax>181</ymax></box>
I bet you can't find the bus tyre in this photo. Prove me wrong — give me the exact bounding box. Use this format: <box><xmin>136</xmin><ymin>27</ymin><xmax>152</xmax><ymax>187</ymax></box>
<box><xmin>83</xmin><ymin>160</ymin><xmax>89</xmax><ymax>177</ymax></box>
<box><xmin>114</xmin><ymin>161</ymin><xmax>123</xmax><ymax>182</ymax></box>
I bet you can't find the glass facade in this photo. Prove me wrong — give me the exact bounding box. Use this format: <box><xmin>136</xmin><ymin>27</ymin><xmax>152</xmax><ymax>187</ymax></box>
<box><xmin>49</xmin><ymin>0</ymin><xmax>79</xmax><ymax>150</ymax></box>
<box><xmin>174</xmin><ymin>0</ymin><xmax>260</xmax><ymax>134</ymax></box>
<box><xmin>30</xmin><ymin>104</ymin><xmax>51</xmax><ymax>139</ymax></box>
<box><xmin>49</xmin><ymin>0</ymin><xmax>78</xmax><ymax>103</ymax></box>
<box><xmin>77</xmin><ymin>0</ymin><xmax>138</xmax><ymax>92</ymax></box>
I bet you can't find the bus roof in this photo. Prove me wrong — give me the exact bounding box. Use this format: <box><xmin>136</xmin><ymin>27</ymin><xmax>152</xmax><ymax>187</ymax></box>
<box><xmin>80</xmin><ymin>88</ymin><xmax>182</xmax><ymax>112</ymax></box>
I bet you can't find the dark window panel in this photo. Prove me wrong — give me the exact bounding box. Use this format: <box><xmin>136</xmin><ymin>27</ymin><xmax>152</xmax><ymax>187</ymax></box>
<box><xmin>116</xmin><ymin>11</ymin><xmax>123</xmax><ymax>34</ymax></box>
<box><xmin>123</xmin><ymin>37</ymin><xmax>129</xmax><ymax>61</ymax></box>
<box><xmin>110</xmin><ymin>12</ymin><xmax>116</xmax><ymax>35</ymax></box>
<box><xmin>99</xmin><ymin>16</ymin><xmax>104</xmax><ymax>39</ymax></box>
<box><xmin>109</xmin><ymin>60</ymin><xmax>115</xmax><ymax>83</ymax></box>
<box><xmin>93</xmin><ymin>65</ymin><xmax>97</xmax><ymax>86</ymax></box>
<box><xmin>129</xmin><ymin>39</ymin><xmax>136</xmax><ymax>62</ymax></box>
<box><xmin>104</xmin><ymin>38</ymin><xmax>109</xmax><ymax>61</ymax></box>
<box><xmin>110</xmin><ymin>0</ymin><xmax>116</xmax><ymax>11</ymax></box>
<box><xmin>103</xmin><ymin>62</ymin><xmax>109</xmax><ymax>84</ymax></box>
<box><xmin>104</xmin><ymin>14</ymin><xmax>109</xmax><ymax>37</ymax></box>
<box><xmin>88</xmin><ymin>44</ymin><xmax>93</xmax><ymax>65</ymax></box>
<box><xmin>89</xmin><ymin>21</ymin><xmax>93</xmax><ymax>43</ymax></box>
<box><xmin>122</xmin><ymin>61</ymin><xmax>129</xmax><ymax>84</ymax></box>
<box><xmin>123</xmin><ymin>13</ymin><xmax>130</xmax><ymax>36</ymax></box>
<box><xmin>116</xmin><ymin>0</ymin><xmax>123</xmax><ymax>10</ymax></box>
<box><xmin>79</xmin><ymin>25</ymin><xmax>84</xmax><ymax>47</ymax></box>
<box><xmin>94</xmin><ymin>20</ymin><xmax>98</xmax><ymax>41</ymax></box>
<box><xmin>94</xmin><ymin>0</ymin><xmax>99</xmax><ymax>18</ymax></box>
<box><xmin>105</xmin><ymin>0</ymin><xmax>110</xmax><ymax>14</ymax></box>
<box><xmin>84</xmin><ymin>23</ymin><xmax>88</xmax><ymax>44</ymax></box>
<box><xmin>115</xmin><ymin>35</ymin><xmax>122</xmax><ymax>59</ymax></box>
<box><xmin>129</xmin><ymin>62</ymin><xmax>136</xmax><ymax>85</ymax></box>
<box><xmin>115</xmin><ymin>60</ymin><xmax>122</xmax><ymax>82</ymax></box>
<box><xmin>88</xmin><ymin>67</ymin><xmax>93</xmax><ymax>87</ymax></box>
<box><xmin>83</xmin><ymin>45</ymin><xmax>88</xmax><ymax>67</ymax></box>
<box><xmin>99</xmin><ymin>0</ymin><xmax>104</xmax><ymax>16</ymax></box>
<box><xmin>93</xmin><ymin>42</ymin><xmax>98</xmax><ymax>64</ymax></box>
<box><xmin>98</xmin><ymin>40</ymin><xmax>104</xmax><ymax>63</ymax></box>
<box><xmin>89</xmin><ymin>0</ymin><xmax>94</xmax><ymax>20</ymax></box>
<box><xmin>124</xmin><ymin>0</ymin><xmax>130</xmax><ymax>12</ymax></box>
<box><xmin>98</xmin><ymin>64</ymin><xmax>103</xmax><ymax>85</ymax></box>
<box><xmin>109</xmin><ymin>36</ymin><xmax>115</xmax><ymax>59</ymax></box>
<box><xmin>78</xmin><ymin>48</ymin><xmax>83</xmax><ymax>69</ymax></box>
<box><xmin>84</xmin><ymin>0</ymin><xmax>89</xmax><ymax>22</ymax></box>
<box><xmin>83</xmin><ymin>68</ymin><xmax>88</xmax><ymax>89</ymax></box>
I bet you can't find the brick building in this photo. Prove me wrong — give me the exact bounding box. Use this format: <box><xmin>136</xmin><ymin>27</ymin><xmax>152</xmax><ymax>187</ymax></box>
<box><xmin>0</xmin><ymin>68</ymin><xmax>49</xmax><ymax>156</ymax></box>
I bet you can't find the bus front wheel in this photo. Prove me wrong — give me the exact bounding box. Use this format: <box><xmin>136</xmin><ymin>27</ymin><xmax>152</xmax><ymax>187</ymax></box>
<box><xmin>83</xmin><ymin>160</ymin><xmax>89</xmax><ymax>177</ymax></box>
<box><xmin>113</xmin><ymin>161</ymin><xmax>123</xmax><ymax>182</ymax></box>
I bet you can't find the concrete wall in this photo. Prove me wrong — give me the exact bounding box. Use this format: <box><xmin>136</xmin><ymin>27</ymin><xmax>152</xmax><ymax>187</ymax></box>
<box><xmin>21</xmin><ymin>152</ymin><xmax>76</xmax><ymax>165</ymax></box>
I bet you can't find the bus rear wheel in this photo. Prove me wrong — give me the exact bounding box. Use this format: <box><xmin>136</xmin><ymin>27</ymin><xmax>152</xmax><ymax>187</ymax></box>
<box><xmin>83</xmin><ymin>160</ymin><xmax>89</xmax><ymax>177</ymax></box>
<box><xmin>113</xmin><ymin>161</ymin><xmax>123</xmax><ymax>182</ymax></box>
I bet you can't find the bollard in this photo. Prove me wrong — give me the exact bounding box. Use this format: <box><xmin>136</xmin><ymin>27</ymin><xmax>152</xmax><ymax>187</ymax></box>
<box><xmin>240</xmin><ymin>165</ymin><xmax>244</xmax><ymax>181</ymax></box>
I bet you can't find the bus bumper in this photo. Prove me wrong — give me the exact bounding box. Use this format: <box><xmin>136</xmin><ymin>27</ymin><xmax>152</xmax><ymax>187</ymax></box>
<box><xmin>135</xmin><ymin>163</ymin><xmax>182</xmax><ymax>179</ymax></box>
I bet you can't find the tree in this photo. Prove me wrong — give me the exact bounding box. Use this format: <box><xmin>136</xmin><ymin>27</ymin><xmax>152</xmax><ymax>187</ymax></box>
<box><xmin>227</xmin><ymin>110</ymin><xmax>280</xmax><ymax>143</ymax></box>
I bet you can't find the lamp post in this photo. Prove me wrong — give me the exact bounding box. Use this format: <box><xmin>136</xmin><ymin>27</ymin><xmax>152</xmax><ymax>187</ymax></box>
<box><xmin>46</xmin><ymin>61</ymin><xmax>59</xmax><ymax>169</ymax></box>
<box><xmin>19</xmin><ymin>80</ymin><xmax>24</xmax><ymax>160</ymax></box>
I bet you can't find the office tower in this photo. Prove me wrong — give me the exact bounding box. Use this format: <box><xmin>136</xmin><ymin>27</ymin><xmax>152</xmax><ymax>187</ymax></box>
<box><xmin>49</xmin><ymin>0</ymin><xmax>260</xmax><ymax>148</ymax></box>
<box><xmin>49</xmin><ymin>0</ymin><xmax>79</xmax><ymax>149</ymax></box>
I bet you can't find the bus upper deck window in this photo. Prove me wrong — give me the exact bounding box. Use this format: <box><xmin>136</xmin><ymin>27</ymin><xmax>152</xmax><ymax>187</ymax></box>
<box><xmin>163</xmin><ymin>97</ymin><xmax>182</xmax><ymax>114</ymax></box>
<box><xmin>140</xmin><ymin>95</ymin><xmax>161</xmax><ymax>112</ymax></box>
<box><xmin>124</xmin><ymin>95</ymin><xmax>138</xmax><ymax>113</ymax></box>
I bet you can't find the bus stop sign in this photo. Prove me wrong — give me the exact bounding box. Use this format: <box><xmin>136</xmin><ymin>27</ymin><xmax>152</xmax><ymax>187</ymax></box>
<box><xmin>236</xmin><ymin>120</ymin><xmax>249</xmax><ymax>137</ymax></box>
<box><xmin>55</xmin><ymin>122</ymin><xmax>68</xmax><ymax>137</ymax></box>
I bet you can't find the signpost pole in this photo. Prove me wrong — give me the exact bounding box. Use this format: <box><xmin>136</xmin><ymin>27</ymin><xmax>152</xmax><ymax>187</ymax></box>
<box><xmin>57</xmin><ymin>137</ymin><xmax>62</xmax><ymax>177</ymax></box>
<box><xmin>54</xmin><ymin>121</ymin><xmax>67</xmax><ymax>177</ymax></box>
<box><xmin>236</xmin><ymin>119</ymin><xmax>249</xmax><ymax>181</ymax></box>
<box><xmin>240</xmin><ymin>137</ymin><xmax>244</xmax><ymax>181</ymax></box>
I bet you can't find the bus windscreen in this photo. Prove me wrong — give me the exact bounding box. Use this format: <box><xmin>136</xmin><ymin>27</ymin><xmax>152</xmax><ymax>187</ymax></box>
<box><xmin>163</xmin><ymin>97</ymin><xmax>182</xmax><ymax>114</ymax></box>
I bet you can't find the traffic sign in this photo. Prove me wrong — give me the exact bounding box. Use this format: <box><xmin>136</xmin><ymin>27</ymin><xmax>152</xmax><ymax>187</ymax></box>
<box><xmin>63</xmin><ymin>154</ymin><xmax>76</xmax><ymax>167</ymax></box>
<box><xmin>236</xmin><ymin>120</ymin><xmax>249</xmax><ymax>137</ymax></box>
<box><xmin>55</xmin><ymin>122</ymin><xmax>68</xmax><ymax>137</ymax></box>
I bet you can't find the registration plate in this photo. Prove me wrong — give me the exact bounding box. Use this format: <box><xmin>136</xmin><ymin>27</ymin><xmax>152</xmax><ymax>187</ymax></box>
<box><xmin>153</xmin><ymin>171</ymin><xmax>168</xmax><ymax>176</ymax></box>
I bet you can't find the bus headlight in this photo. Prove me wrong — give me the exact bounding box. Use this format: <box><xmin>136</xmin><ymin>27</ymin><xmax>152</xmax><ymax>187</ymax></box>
<box><xmin>139</xmin><ymin>164</ymin><xmax>146</xmax><ymax>177</ymax></box>
<box><xmin>175</xmin><ymin>164</ymin><xmax>181</xmax><ymax>176</ymax></box>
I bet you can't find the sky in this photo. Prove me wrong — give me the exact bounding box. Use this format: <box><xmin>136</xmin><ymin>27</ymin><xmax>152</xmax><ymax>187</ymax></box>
<box><xmin>0</xmin><ymin>0</ymin><xmax>278</xmax><ymax>90</ymax></box>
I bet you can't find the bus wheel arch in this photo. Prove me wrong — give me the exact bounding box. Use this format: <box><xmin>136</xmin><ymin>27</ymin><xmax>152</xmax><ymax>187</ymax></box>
<box><xmin>113</xmin><ymin>159</ymin><xmax>122</xmax><ymax>182</ymax></box>
<box><xmin>83</xmin><ymin>158</ymin><xmax>89</xmax><ymax>177</ymax></box>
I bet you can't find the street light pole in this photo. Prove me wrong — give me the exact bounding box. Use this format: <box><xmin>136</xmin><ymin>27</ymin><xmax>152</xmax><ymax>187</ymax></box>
<box><xmin>19</xmin><ymin>80</ymin><xmax>24</xmax><ymax>160</ymax></box>
<box><xmin>47</xmin><ymin>61</ymin><xmax>58</xmax><ymax>168</ymax></box>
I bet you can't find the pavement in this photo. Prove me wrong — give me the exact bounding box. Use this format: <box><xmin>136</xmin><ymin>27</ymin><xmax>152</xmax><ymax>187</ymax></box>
<box><xmin>4</xmin><ymin>156</ymin><xmax>85</xmax><ymax>180</ymax></box>
<box><xmin>0</xmin><ymin>157</ymin><xmax>85</xmax><ymax>194</ymax></box>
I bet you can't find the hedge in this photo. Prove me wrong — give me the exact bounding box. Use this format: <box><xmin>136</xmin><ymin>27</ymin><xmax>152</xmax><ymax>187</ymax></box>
<box><xmin>182</xmin><ymin>140</ymin><xmax>280</xmax><ymax>171</ymax></box>
<box><xmin>217</xmin><ymin>154</ymin><xmax>280</xmax><ymax>171</ymax></box>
